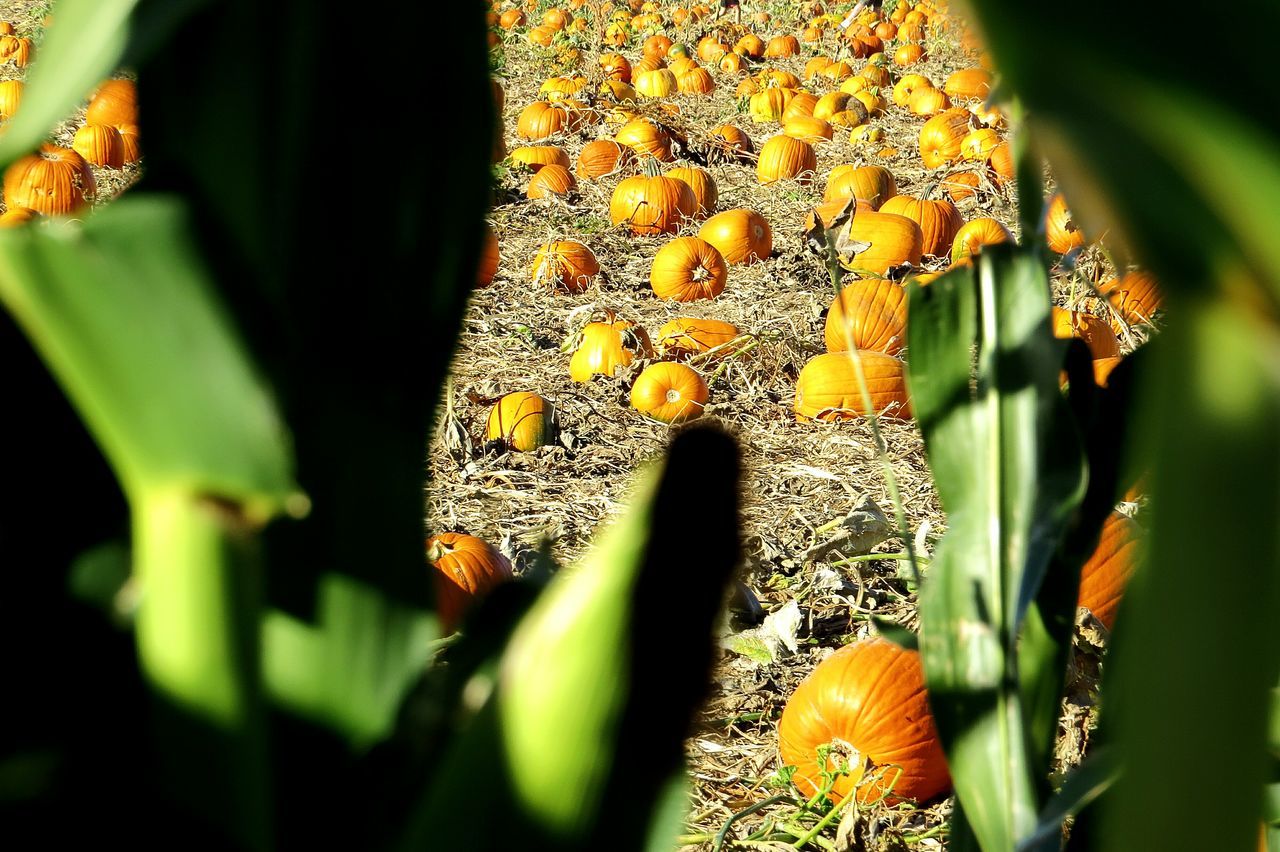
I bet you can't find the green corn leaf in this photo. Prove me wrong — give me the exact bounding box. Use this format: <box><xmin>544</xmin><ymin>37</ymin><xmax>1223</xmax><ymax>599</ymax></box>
<box><xmin>0</xmin><ymin>0</ymin><xmax>139</xmax><ymax>168</ymax></box>
<box><xmin>1016</xmin><ymin>748</ymin><xmax>1119</xmax><ymax>852</ymax></box>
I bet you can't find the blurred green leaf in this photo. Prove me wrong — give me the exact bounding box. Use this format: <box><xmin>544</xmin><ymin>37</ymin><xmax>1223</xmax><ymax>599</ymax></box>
<box><xmin>1016</xmin><ymin>749</ymin><xmax>1118</xmax><ymax>852</ymax></box>
<box><xmin>67</xmin><ymin>540</ymin><xmax>131</xmax><ymax>616</ymax></box>
<box><xmin>0</xmin><ymin>0</ymin><xmax>138</xmax><ymax>167</ymax></box>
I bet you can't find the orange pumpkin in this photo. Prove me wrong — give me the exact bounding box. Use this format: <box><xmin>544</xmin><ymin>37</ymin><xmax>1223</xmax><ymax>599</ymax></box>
<box><xmin>615</xmin><ymin>118</ymin><xmax>674</xmax><ymax>161</ymax></box>
<box><xmin>655</xmin><ymin>317</ymin><xmax>742</xmax><ymax>358</ymax></box>
<box><xmin>908</xmin><ymin>86</ymin><xmax>952</xmax><ymax>117</ymax></box>
<box><xmin>1077</xmin><ymin>511</ymin><xmax>1141</xmax><ymax>630</ymax></box>
<box><xmin>940</xmin><ymin>170</ymin><xmax>981</xmax><ymax>202</ymax></box>
<box><xmin>781</xmin><ymin>91</ymin><xmax>820</xmax><ymax>122</ymax></box>
<box><xmin>879</xmin><ymin>195</ymin><xmax>965</xmax><ymax>259</ymax></box>
<box><xmin>943</xmin><ymin>68</ymin><xmax>993</xmax><ymax>100</ymax></box>
<box><xmin>635</xmin><ymin>68</ymin><xmax>678</xmax><ymax>98</ymax></box>
<box><xmin>764</xmin><ymin>35</ymin><xmax>800</xmax><ymax>58</ymax></box>
<box><xmin>892</xmin><ymin>74</ymin><xmax>933</xmax><ymax>107</ymax></box>
<box><xmin>427</xmin><ymin>533</ymin><xmax>514</xmax><ymax>634</ymax></box>
<box><xmin>499</xmin><ymin>9</ymin><xmax>527</xmax><ymax>28</ymax></box>
<box><xmin>667</xmin><ymin>166</ymin><xmax>718</xmax><ymax>216</ymax></box>
<box><xmin>988</xmin><ymin>142</ymin><xmax>1014</xmax><ymax>186</ymax></box>
<box><xmin>569</xmin><ymin>318</ymin><xmax>653</xmax><ymax>381</ymax></box>
<box><xmin>1052</xmin><ymin>308</ymin><xmax>1121</xmax><ymax>360</ymax></box>
<box><xmin>960</xmin><ymin>128</ymin><xmax>1001</xmax><ymax>162</ymax></box>
<box><xmin>610</xmin><ymin>170</ymin><xmax>696</xmax><ymax>235</ymax></box>
<box><xmin>3</xmin><ymin>145</ymin><xmax>96</xmax><ymax>217</ymax></box>
<box><xmin>794</xmin><ymin>351</ymin><xmax>911</xmax><ymax>421</ymax></box>
<box><xmin>677</xmin><ymin>66</ymin><xmax>716</xmax><ymax>95</ymax></box>
<box><xmin>531</xmin><ymin>240</ymin><xmax>600</xmax><ymax>293</ymax></box>
<box><xmin>70</xmin><ymin>124</ymin><xmax>124</xmax><ymax>169</ymax></box>
<box><xmin>808</xmin><ymin>205</ymin><xmax>924</xmax><ymax>274</ymax></box>
<box><xmin>1045</xmin><ymin>193</ymin><xmax>1087</xmax><ymax>254</ymax></box>
<box><xmin>600</xmin><ymin>52</ymin><xmax>632</xmax><ymax>82</ymax></box>
<box><xmin>631</xmin><ymin>362</ymin><xmax>709</xmax><ymax>423</ymax></box>
<box><xmin>893</xmin><ymin>43</ymin><xmax>926</xmax><ymax>65</ymax></box>
<box><xmin>477</xmin><ymin>223</ymin><xmax>499</xmax><ymax>287</ymax></box>
<box><xmin>1100</xmin><ymin>270</ymin><xmax>1162</xmax><ymax>327</ymax></box>
<box><xmin>0</xmin><ymin>78</ymin><xmax>22</xmax><ymax>119</ymax></box>
<box><xmin>824</xmin><ymin>165</ymin><xmax>897</xmax><ymax>210</ymax></box>
<box><xmin>650</xmin><ymin>236</ymin><xmax>727</xmax><ymax>301</ymax></box>
<box><xmin>0</xmin><ymin>35</ymin><xmax>33</xmax><ymax>68</ymax></box>
<box><xmin>0</xmin><ymin>207</ymin><xmax>36</xmax><ymax>227</ymax></box>
<box><xmin>757</xmin><ymin>135</ymin><xmax>817</xmax><ymax>185</ymax></box>
<box><xmin>516</xmin><ymin>101</ymin><xmax>568</xmax><ymax>140</ymax></box>
<box><xmin>510</xmin><ymin>145</ymin><xmax>571</xmax><ymax>172</ymax></box>
<box><xmin>526</xmin><ymin>164</ymin><xmax>577</xmax><ymax>199</ymax></box>
<box><xmin>698</xmin><ymin>208</ymin><xmax>772</xmax><ymax>265</ymax></box>
<box><xmin>485</xmin><ymin>392</ymin><xmax>555</xmax><ymax>451</ymax></box>
<box><xmin>825</xmin><ymin>279</ymin><xmax>908</xmax><ymax>355</ymax></box>
<box><xmin>576</xmin><ymin>139</ymin><xmax>635</xmax><ymax>179</ymax></box>
<box><xmin>777</xmin><ymin>638</ymin><xmax>951</xmax><ymax>803</ymax></box>
<box><xmin>919</xmin><ymin>108</ymin><xmax>972</xmax><ymax>169</ymax></box>
<box><xmin>950</xmin><ymin>217</ymin><xmax>1012</xmax><ymax>263</ymax></box>
<box><xmin>117</xmin><ymin>124</ymin><xmax>143</xmax><ymax>165</ymax></box>
<box><xmin>708</xmin><ymin>124</ymin><xmax>755</xmax><ymax>158</ymax></box>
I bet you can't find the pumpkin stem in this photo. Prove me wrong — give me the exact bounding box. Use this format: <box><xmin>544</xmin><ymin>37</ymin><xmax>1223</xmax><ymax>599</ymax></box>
<box><xmin>639</xmin><ymin>155</ymin><xmax>663</xmax><ymax>178</ymax></box>
<box><xmin>426</xmin><ymin>539</ymin><xmax>452</xmax><ymax>563</ymax></box>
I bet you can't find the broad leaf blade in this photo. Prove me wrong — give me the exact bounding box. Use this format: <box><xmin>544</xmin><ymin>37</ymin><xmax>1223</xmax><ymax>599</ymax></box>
<box><xmin>1017</xmin><ymin>749</ymin><xmax>1119</xmax><ymax>852</ymax></box>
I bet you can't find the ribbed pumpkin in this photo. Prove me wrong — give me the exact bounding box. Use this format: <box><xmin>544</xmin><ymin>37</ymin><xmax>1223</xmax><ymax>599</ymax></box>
<box><xmin>531</xmin><ymin>240</ymin><xmax>600</xmax><ymax>293</ymax></box>
<box><xmin>477</xmin><ymin>223</ymin><xmax>499</xmax><ymax>287</ymax></box>
<box><xmin>0</xmin><ymin>207</ymin><xmax>36</xmax><ymax>227</ymax></box>
<box><xmin>117</xmin><ymin>124</ymin><xmax>142</xmax><ymax>165</ymax></box>
<box><xmin>734</xmin><ymin>33</ymin><xmax>765</xmax><ymax>59</ymax></box>
<box><xmin>486</xmin><ymin>392</ymin><xmax>555</xmax><ymax>451</ymax></box>
<box><xmin>950</xmin><ymin>217</ymin><xmax>1012</xmax><ymax>263</ymax></box>
<box><xmin>615</xmin><ymin>118</ymin><xmax>674</xmax><ymax>161</ymax></box>
<box><xmin>719</xmin><ymin>52</ymin><xmax>745</xmax><ymax>75</ymax></box>
<box><xmin>823</xmin><ymin>165</ymin><xmax>897</xmax><ymax>210</ymax></box>
<box><xmin>807</xmin><ymin>206</ymin><xmax>924</xmax><ymax>274</ymax></box>
<box><xmin>643</xmin><ymin>33</ymin><xmax>673</xmax><ymax>60</ymax></box>
<box><xmin>893</xmin><ymin>43</ymin><xmax>926</xmax><ymax>65</ymax></box>
<box><xmin>1052</xmin><ymin>308</ymin><xmax>1121</xmax><ymax>360</ymax></box>
<box><xmin>86</xmin><ymin>79</ymin><xmax>138</xmax><ymax>127</ymax></box>
<box><xmin>1100</xmin><ymin>270</ymin><xmax>1163</xmax><ymax>327</ymax></box>
<box><xmin>940</xmin><ymin>170</ymin><xmax>980</xmax><ymax>202</ymax></box>
<box><xmin>780</xmin><ymin>91</ymin><xmax>819</xmax><ymax>122</ymax></box>
<box><xmin>650</xmin><ymin>236</ymin><xmax>727</xmax><ymax>301</ymax></box>
<box><xmin>987</xmin><ymin>142</ymin><xmax>1014</xmax><ymax>186</ymax></box>
<box><xmin>575</xmin><ymin>139</ymin><xmax>633</xmax><ymax>179</ymax></box>
<box><xmin>635</xmin><ymin>68</ymin><xmax>678</xmax><ymax>98</ymax></box>
<box><xmin>908</xmin><ymin>86</ymin><xmax>951</xmax><ymax>116</ymax></box>
<box><xmin>656</xmin><ymin>317</ymin><xmax>742</xmax><ymax>358</ymax></box>
<box><xmin>667</xmin><ymin>166</ymin><xmax>718</xmax><ymax>216</ymax></box>
<box><xmin>510</xmin><ymin>145</ymin><xmax>571</xmax><ymax>171</ymax></box>
<box><xmin>427</xmin><ymin>533</ymin><xmax>514</xmax><ymax>634</ymax></box>
<box><xmin>698</xmin><ymin>208</ymin><xmax>772</xmax><ymax>265</ymax></box>
<box><xmin>677</xmin><ymin>67</ymin><xmax>716</xmax><ymax>95</ymax></box>
<box><xmin>0</xmin><ymin>35</ymin><xmax>32</xmax><ymax>68</ymax></box>
<box><xmin>0</xmin><ymin>78</ymin><xmax>22</xmax><ymax>119</ymax></box>
<box><xmin>919</xmin><ymin>108</ymin><xmax>972</xmax><ymax>169</ymax></box>
<box><xmin>943</xmin><ymin>68</ymin><xmax>993</xmax><ymax>100</ymax></box>
<box><xmin>813</xmin><ymin>92</ymin><xmax>855</xmax><ymax>121</ymax></box>
<box><xmin>610</xmin><ymin>169</ymin><xmax>696</xmax><ymax>235</ymax></box>
<box><xmin>879</xmin><ymin>195</ymin><xmax>964</xmax><ymax>259</ymax></box>
<box><xmin>631</xmin><ymin>362</ymin><xmax>708</xmax><ymax>423</ymax></box>
<box><xmin>3</xmin><ymin>145</ymin><xmax>96</xmax><ymax>217</ymax></box>
<box><xmin>1077</xmin><ymin>511</ymin><xmax>1141</xmax><ymax>630</ymax></box>
<box><xmin>764</xmin><ymin>35</ymin><xmax>800</xmax><ymax>58</ymax></box>
<box><xmin>499</xmin><ymin>9</ymin><xmax>526</xmax><ymax>28</ymax></box>
<box><xmin>749</xmin><ymin>88</ymin><xmax>793</xmax><ymax>124</ymax></box>
<box><xmin>960</xmin><ymin>128</ymin><xmax>1001</xmax><ymax>162</ymax></box>
<box><xmin>794</xmin><ymin>351</ymin><xmax>911</xmax><ymax>421</ymax></box>
<box><xmin>825</xmin><ymin>279</ymin><xmax>908</xmax><ymax>355</ymax></box>
<box><xmin>757</xmin><ymin>135</ymin><xmax>817</xmax><ymax>185</ymax></box>
<box><xmin>569</xmin><ymin>319</ymin><xmax>653</xmax><ymax>382</ymax></box>
<box><xmin>516</xmin><ymin>101</ymin><xmax>568</xmax><ymax>140</ymax></box>
<box><xmin>782</xmin><ymin>116</ymin><xmax>833</xmax><ymax>143</ymax></box>
<box><xmin>892</xmin><ymin>74</ymin><xmax>932</xmax><ymax>106</ymax></box>
<box><xmin>526</xmin><ymin>164</ymin><xmax>577</xmax><ymax>199</ymax></box>
<box><xmin>709</xmin><ymin>123</ymin><xmax>755</xmax><ymax>157</ymax></box>
<box><xmin>69</xmin><ymin>124</ymin><xmax>124</xmax><ymax>169</ymax></box>
<box><xmin>777</xmin><ymin>638</ymin><xmax>950</xmax><ymax>803</ymax></box>
<box><xmin>599</xmin><ymin>52</ymin><xmax>632</xmax><ymax>82</ymax></box>
<box><xmin>1045</xmin><ymin>193</ymin><xmax>1086</xmax><ymax>254</ymax></box>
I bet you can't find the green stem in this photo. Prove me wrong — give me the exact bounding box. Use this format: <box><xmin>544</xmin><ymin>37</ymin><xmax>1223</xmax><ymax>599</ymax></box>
<box><xmin>788</xmin><ymin>795</ymin><xmax>852</xmax><ymax>850</ymax></box>
<box><xmin>714</xmin><ymin>793</ymin><xmax>793</xmax><ymax>852</ymax></box>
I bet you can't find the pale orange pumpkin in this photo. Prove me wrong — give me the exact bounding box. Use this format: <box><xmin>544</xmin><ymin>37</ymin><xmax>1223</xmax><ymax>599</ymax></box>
<box><xmin>516</xmin><ymin>101</ymin><xmax>568</xmax><ymax>140</ymax></box>
<box><xmin>510</xmin><ymin>145</ymin><xmax>572</xmax><ymax>172</ymax></box>
<box><xmin>650</xmin><ymin>236</ymin><xmax>727</xmax><ymax>301</ymax></box>
<box><xmin>655</xmin><ymin>317</ymin><xmax>742</xmax><ymax>358</ymax></box>
<box><xmin>615</xmin><ymin>118</ymin><xmax>674</xmax><ymax>161</ymax></box>
<box><xmin>892</xmin><ymin>74</ymin><xmax>933</xmax><ymax>106</ymax></box>
<box><xmin>569</xmin><ymin>318</ymin><xmax>653</xmax><ymax>382</ymax></box>
<box><xmin>486</xmin><ymin>392</ymin><xmax>555</xmax><ymax>451</ymax></box>
<box><xmin>531</xmin><ymin>240</ymin><xmax>600</xmax><ymax>293</ymax></box>
<box><xmin>0</xmin><ymin>78</ymin><xmax>22</xmax><ymax>119</ymax></box>
<box><xmin>825</xmin><ymin>279</ymin><xmax>908</xmax><ymax>355</ymax></box>
<box><xmin>631</xmin><ymin>361</ymin><xmax>709</xmax><ymax>423</ymax></box>
<box><xmin>794</xmin><ymin>351</ymin><xmax>911</xmax><ymax>421</ymax></box>
<box><xmin>698</xmin><ymin>208</ymin><xmax>772</xmax><ymax>265</ymax></box>
<box><xmin>807</xmin><ymin>205</ymin><xmax>925</xmax><ymax>274</ymax></box>
<box><xmin>943</xmin><ymin>68</ymin><xmax>993</xmax><ymax>100</ymax></box>
<box><xmin>908</xmin><ymin>86</ymin><xmax>951</xmax><ymax>116</ymax></box>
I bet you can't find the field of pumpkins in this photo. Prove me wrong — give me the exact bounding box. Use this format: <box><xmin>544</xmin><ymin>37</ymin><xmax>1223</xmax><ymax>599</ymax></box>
<box><xmin>434</xmin><ymin>0</ymin><xmax>1155</xmax><ymax>848</ymax></box>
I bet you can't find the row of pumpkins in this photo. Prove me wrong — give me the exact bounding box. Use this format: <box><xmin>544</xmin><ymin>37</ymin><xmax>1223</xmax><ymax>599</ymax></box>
<box><xmin>432</xmin><ymin>0</ymin><xmax>1155</xmax><ymax>811</ymax></box>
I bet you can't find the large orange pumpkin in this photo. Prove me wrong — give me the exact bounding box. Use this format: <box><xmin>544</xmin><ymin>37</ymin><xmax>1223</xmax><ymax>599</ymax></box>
<box><xmin>879</xmin><ymin>195</ymin><xmax>964</xmax><ymax>259</ymax></box>
<box><xmin>531</xmin><ymin>240</ymin><xmax>600</xmax><ymax>293</ymax></box>
<box><xmin>427</xmin><ymin>533</ymin><xmax>514</xmax><ymax>634</ymax></box>
<box><xmin>794</xmin><ymin>351</ymin><xmax>911</xmax><ymax>421</ymax></box>
<box><xmin>486</xmin><ymin>392</ymin><xmax>555</xmax><ymax>451</ymax></box>
<box><xmin>778</xmin><ymin>638</ymin><xmax>951</xmax><ymax>803</ymax></box>
<box><xmin>655</xmin><ymin>317</ymin><xmax>742</xmax><ymax>358</ymax></box>
<box><xmin>807</xmin><ymin>205</ymin><xmax>925</xmax><ymax>275</ymax></box>
<box><xmin>1077</xmin><ymin>511</ymin><xmax>1141</xmax><ymax>630</ymax></box>
<box><xmin>667</xmin><ymin>166</ymin><xmax>718</xmax><ymax>216</ymax></box>
<box><xmin>823</xmin><ymin>165</ymin><xmax>897</xmax><ymax>210</ymax></box>
<box><xmin>72</xmin><ymin>124</ymin><xmax>125</xmax><ymax>169</ymax></box>
<box><xmin>569</xmin><ymin>318</ymin><xmax>653</xmax><ymax>382</ymax></box>
<box><xmin>698</xmin><ymin>208</ymin><xmax>772</xmax><ymax>265</ymax></box>
<box><xmin>610</xmin><ymin>171</ymin><xmax>696</xmax><ymax>235</ymax></box>
<box><xmin>3</xmin><ymin>145</ymin><xmax>96</xmax><ymax>216</ymax></box>
<box><xmin>825</xmin><ymin>279</ymin><xmax>908</xmax><ymax>355</ymax></box>
<box><xmin>757</xmin><ymin>135</ymin><xmax>817</xmax><ymax>185</ymax></box>
<box><xmin>650</xmin><ymin>236</ymin><xmax>727</xmax><ymax>301</ymax></box>
<box><xmin>631</xmin><ymin>362</ymin><xmax>709</xmax><ymax>423</ymax></box>
<box><xmin>919</xmin><ymin>108</ymin><xmax>972</xmax><ymax>169</ymax></box>
<box><xmin>1100</xmin><ymin>270</ymin><xmax>1162</xmax><ymax>328</ymax></box>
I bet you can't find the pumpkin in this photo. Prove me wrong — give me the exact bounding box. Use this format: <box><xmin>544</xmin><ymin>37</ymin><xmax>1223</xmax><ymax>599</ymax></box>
<box><xmin>781</xmin><ymin>92</ymin><xmax>820</xmax><ymax>122</ymax></box>
<box><xmin>516</xmin><ymin>101</ymin><xmax>568</xmax><ymax>140</ymax></box>
<box><xmin>908</xmin><ymin>86</ymin><xmax>951</xmax><ymax>116</ymax></box>
<box><xmin>697</xmin><ymin>36</ymin><xmax>728</xmax><ymax>63</ymax></box>
<box><xmin>1045</xmin><ymin>193</ymin><xmax>1086</xmax><ymax>254</ymax></box>
<box><xmin>808</xmin><ymin>205</ymin><xmax>924</xmax><ymax>274</ymax></box>
<box><xmin>813</xmin><ymin>92</ymin><xmax>855</xmax><ymax>122</ymax></box>
<box><xmin>734</xmin><ymin>33</ymin><xmax>765</xmax><ymax>59</ymax></box>
<box><xmin>805</xmin><ymin>56</ymin><xmax>834</xmax><ymax>79</ymax></box>
<box><xmin>117</xmin><ymin>124</ymin><xmax>143</xmax><ymax>165</ymax></box>
<box><xmin>610</xmin><ymin>168</ymin><xmax>696</xmax><ymax>235</ymax></box>
<box><xmin>940</xmin><ymin>170</ymin><xmax>980</xmax><ymax>202</ymax></box>
<box><xmin>1052</xmin><ymin>308</ymin><xmax>1121</xmax><ymax>359</ymax></box>
<box><xmin>531</xmin><ymin>240</ymin><xmax>599</xmax><ymax>293</ymax></box>
<box><xmin>943</xmin><ymin>67</ymin><xmax>992</xmax><ymax>100</ymax></box>
<box><xmin>960</xmin><ymin>128</ymin><xmax>1000</xmax><ymax>161</ymax></box>
<box><xmin>764</xmin><ymin>35</ymin><xmax>800</xmax><ymax>57</ymax></box>
<box><xmin>0</xmin><ymin>78</ymin><xmax>22</xmax><ymax>119</ymax></box>
<box><xmin>569</xmin><ymin>318</ymin><xmax>653</xmax><ymax>382</ymax></box>
<box><xmin>783</xmin><ymin>116</ymin><xmax>834</xmax><ymax>143</ymax></box>
<box><xmin>615</xmin><ymin>118</ymin><xmax>674</xmax><ymax>161</ymax></box>
<box><xmin>510</xmin><ymin>145</ymin><xmax>571</xmax><ymax>172</ymax></box>
<box><xmin>987</xmin><ymin>141</ymin><xmax>1014</xmax><ymax>187</ymax></box>
<box><xmin>1091</xmin><ymin>356</ymin><xmax>1123</xmax><ymax>387</ymax></box>
<box><xmin>1077</xmin><ymin>511</ymin><xmax>1141</xmax><ymax>630</ymax></box>
<box><xmin>541</xmin><ymin>75</ymin><xmax>589</xmax><ymax>100</ymax></box>
<box><xmin>0</xmin><ymin>35</ymin><xmax>33</xmax><ymax>68</ymax></box>
<box><xmin>709</xmin><ymin>124</ymin><xmax>754</xmax><ymax>156</ymax></box>
<box><xmin>698</xmin><ymin>208</ymin><xmax>772</xmax><ymax>265</ymax></box>
<box><xmin>643</xmin><ymin>34</ymin><xmax>673</xmax><ymax>60</ymax></box>
<box><xmin>600</xmin><ymin>52</ymin><xmax>632</xmax><ymax>82</ymax></box>
<box><xmin>919</xmin><ymin>108</ymin><xmax>972</xmax><ymax>169</ymax></box>
<box><xmin>1100</xmin><ymin>270</ymin><xmax>1163</xmax><ymax>328</ymax></box>
<box><xmin>635</xmin><ymin>68</ymin><xmax>678</xmax><ymax>98</ymax></box>
<box><xmin>499</xmin><ymin>9</ymin><xmax>527</xmax><ymax>28</ymax></box>
<box><xmin>757</xmin><ymin>135</ymin><xmax>817</xmax><ymax>185</ymax></box>
<box><xmin>777</xmin><ymin>638</ymin><xmax>950</xmax><ymax>804</ymax></box>
<box><xmin>427</xmin><ymin>533</ymin><xmax>514</xmax><ymax>634</ymax></box>
<box><xmin>477</xmin><ymin>223</ymin><xmax>499</xmax><ymax>287</ymax></box>
<box><xmin>576</xmin><ymin>139</ymin><xmax>635</xmax><ymax>179</ymax></box>
<box><xmin>892</xmin><ymin>74</ymin><xmax>933</xmax><ymax>106</ymax></box>
<box><xmin>893</xmin><ymin>43</ymin><xmax>926</xmax><ymax>65</ymax></box>
<box><xmin>879</xmin><ymin>195</ymin><xmax>964</xmax><ymax>259</ymax></box>
<box><xmin>851</xmin><ymin>89</ymin><xmax>887</xmax><ymax>117</ymax></box>
<box><xmin>650</xmin><ymin>236</ymin><xmax>727</xmax><ymax>301</ymax></box>
<box><xmin>3</xmin><ymin>145</ymin><xmax>96</xmax><ymax>217</ymax></box>
<box><xmin>86</xmin><ymin>79</ymin><xmax>139</xmax><ymax>127</ymax></box>
<box><xmin>543</xmin><ymin>8</ymin><xmax>572</xmax><ymax>29</ymax></box>
<box><xmin>526</xmin><ymin>164</ymin><xmax>577</xmax><ymax>199</ymax></box>
<box><xmin>667</xmin><ymin>166</ymin><xmax>718</xmax><ymax>216</ymax></box>
<box><xmin>819</xmin><ymin>60</ymin><xmax>855</xmax><ymax>82</ymax></box>
<box><xmin>656</xmin><ymin>317</ymin><xmax>742</xmax><ymax>358</ymax></box>
<box><xmin>0</xmin><ymin>207</ymin><xmax>36</xmax><ymax>227</ymax></box>
<box><xmin>749</xmin><ymin>88</ymin><xmax>793</xmax><ymax>124</ymax></box>
<box><xmin>719</xmin><ymin>52</ymin><xmax>745</xmax><ymax>74</ymax></box>
<box><xmin>823</xmin><ymin>165</ymin><xmax>897</xmax><ymax>210</ymax></box>
<box><xmin>949</xmin><ymin>217</ymin><xmax>1012</xmax><ymax>263</ymax></box>
<box><xmin>486</xmin><ymin>392</ymin><xmax>555</xmax><ymax>451</ymax></box>
<box><xmin>631</xmin><ymin>362</ymin><xmax>709</xmax><ymax>423</ymax></box>
<box><xmin>794</xmin><ymin>351</ymin><xmax>911</xmax><ymax>420</ymax></box>
<box><xmin>677</xmin><ymin>66</ymin><xmax>716</xmax><ymax>95</ymax></box>
<box><xmin>861</xmin><ymin>65</ymin><xmax>890</xmax><ymax>88</ymax></box>
<box><xmin>825</xmin><ymin>279</ymin><xmax>908</xmax><ymax>355</ymax></box>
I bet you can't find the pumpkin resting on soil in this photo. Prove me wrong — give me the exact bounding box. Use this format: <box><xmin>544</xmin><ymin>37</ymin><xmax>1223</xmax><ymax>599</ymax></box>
<box><xmin>427</xmin><ymin>533</ymin><xmax>513</xmax><ymax>634</ymax></box>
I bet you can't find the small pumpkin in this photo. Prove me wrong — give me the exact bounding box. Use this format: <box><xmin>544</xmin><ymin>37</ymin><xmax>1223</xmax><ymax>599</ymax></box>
<box><xmin>667</xmin><ymin>165</ymin><xmax>718</xmax><ymax>216</ymax></box>
<box><xmin>631</xmin><ymin>361</ymin><xmax>709</xmax><ymax>423</ymax></box>
<box><xmin>918</xmin><ymin>108</ymin><xmax>972</xmax><ymax>169</ymax></box>
<box><xmin>708</xmin><ymin>124</ymin><xmax>755</xmax><ymax>158</ymax></box>
<box><xmin>531</xmin><ymin>240</ymin><xmax>600</xmax><ymax>293</ymax></box>
<box><xmin>486</xmin><ymin>392</ymin><xmax>555</xmax><ymax>451</ymax></box>
<box><xmin>777</xmin><ymin>638</ymin><xmax>950</xmax><ymax>803</ymax></box>
<box><xmin>569</xmin><ymin>318</ymin><xmax>653</xmax><ymax>382</ymax></box>
<box><xmin>650</xmin><ymin>236</ymin><xmax>727</xmax><ymax>302</ymax></box>
<box><xmin>576</xmin><ymin>139</ymin><xmax>635</xmax><ymax>179</ymax></box>
<box><xmin>892</xmin><ymin>74</ymin><xmax>933</xmax><ymax>106</ymax></box>
<box><xmin>526</xmin><ymin>164</ymin><xmax>577</xmax><ymax>199</ymax></box>
<box><xmin>780</xmin><ymin>91</ymin><xmax>820</xmax><ymax>122</ymax></box>
<box><xmin>764</xmin><ymin>35</ymin><xmax>800</xmax><ymax>58</ymax></box>
<box><xmin>1045</xmin><ymin>193</ymin><xmax>1086</xmax><ymax>254</ymax></box>
<box><xmin>698</xmin><ymin>208</ymin><xmax>772</xmax><ymax>265</ymax></box>
<box><xmin>0</xmin><ymin>35</ymin><xmax>33</xmax><ymax>68</ymax></box>
<box><xmin>655</xmin><ymin>317</ymin><xmax>742</xmax><ymax>358</ymax></box>
<box><xmin>907</xmin><ymin>86</ymin><xmax>951</xmax><ymax>117</ymax></box>
<box><xmin>1051</xmin><ymin>307</ymin><xmax>1121</xmax><ymax>360</ymax></box>
<box><xmin>677</xmin><ymin>66</ymin><xmax>716</xmax><ymax>95</ymax></box>
<box><xmin>757</xmin><ymin>134</ymin><xmax>817</xmax><ymax>185</ymax></box>
<box><xmin>510</xmin><ymin>145</ymin><xmax>571</xmax><ymax>172</ymax></box>
<box><xmin>635</xmin><ymin>68</ymin><xmax>678</xmax><ymax>98</ymax></box>
<box><xmin>823</xmin><ymin>164</ymin><xmax>897</xmax><ymax>210</ymax></box>
<box><xmin>599</xmin><ymin>52</ymin><xmax>632</xmax><ymax>82</ymax></box>
<box><xmin>940</xmin><ymin>170</ymin><xmax>981</xmax><ymax>202</ymax></box>
<box><xmin>1077</xmin><ymin>511</ymin><xmax>1141</xmax><ymax>630</ymax></box>
<box><xmin>794</xmin><ymin>351</ymin><xmax>911</xmax><ymax>421</ymax></box>
<box><xmin>0</xmin><ymin>78</ymin><xmax>22</xmax><ymax>119</ymax></box>
<box><xmin>825</xmin><ymin>278</ymin><xmax>908</xmax><ymax>355</ymax></box>
<box><xmin>893</xmin><ymin>43</ymin><xmax>926</xmax><ymax>65</ymax></box>
<box><xmin>960</xmin><ymin>128</ymin><xmax>1001</xmax><ymax>162</ymax></box>
<box><xmin>610</xmin><ymin>166</ymin><xmax>696</xmax><ymax>235</ymax></box>
<box><xmin>516</xmin><ymin>101</ymin><xmax>568</xmax><ymax>140</ymax></box>
<box><xmin>615</xmin><ymin>118</ymin><xmax>674</xmax><ymax>162</ymax></box>
<box><xmin>749</xmin><ymin>88</ymin><xmax>793</xmax><ymax>124</ymax></box>
<box><xmin>950</xmin><ymin>217</ymin><xmax>1012</xmax><ymax>263</ymax></box>
<box><xmin>427</xmin><ymin>533</ymin><xmax>514</xmax><ymax>634</ymax></box>
<box><xmin>3</xmin><ymin>144</ymin><xmax>96</xmax><ymax>216</ymax></box>
<box><xmin>783</xmin><ymin>116</ymin><xmax>834</xmax><ymax>143</ymax></box>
